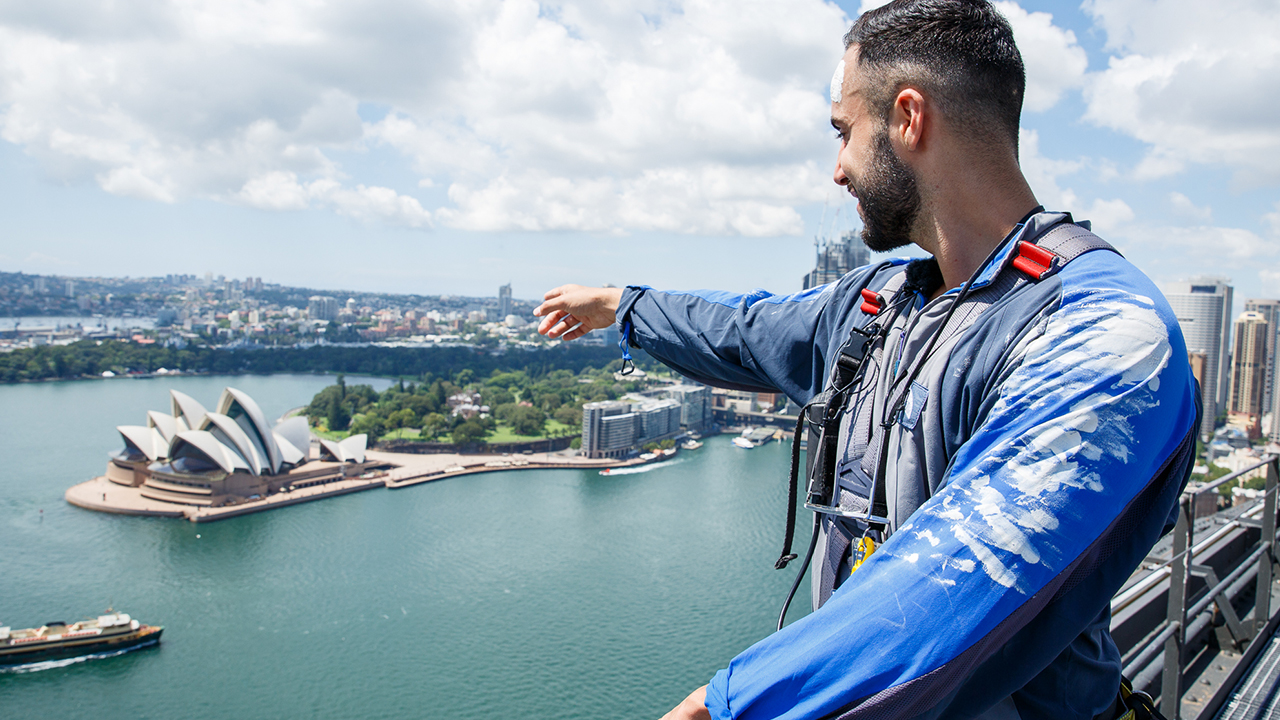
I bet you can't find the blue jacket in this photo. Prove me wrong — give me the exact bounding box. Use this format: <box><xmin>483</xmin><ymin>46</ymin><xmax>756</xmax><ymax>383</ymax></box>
<box><xmin>616</xmin><ymin>213</ymin><xmax>1198</xmax><ymax>720</ymax></box>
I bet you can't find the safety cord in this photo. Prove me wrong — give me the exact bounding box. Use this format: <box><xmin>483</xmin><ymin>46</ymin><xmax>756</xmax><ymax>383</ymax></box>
<box><xmin>773</xmin><ymin>285</ymin><xmax>913</xmax><ymax>571</ymax></box>
<box><xmin>772</xmin><ymin>287</ymin><xmax>914</xmax><ymax>631</ymax></box>
<box><xmin>618</xmin><ymin>320</ymin><xmax>635</xmax><ymax>375</ymax></box>
<box><xmin>868</xmin><ymin>218</ymin><xmax>1038</xmax><ymax>525</ymax></box>
<box><xmin>774</xmin><ymin>408</ymin><xmax>811</xmax><ymax>570</ymax></box>
<box><xmin>777</xmin><ymin>515</ymin><xmax>821</xmax><ymax>632</ymax></box>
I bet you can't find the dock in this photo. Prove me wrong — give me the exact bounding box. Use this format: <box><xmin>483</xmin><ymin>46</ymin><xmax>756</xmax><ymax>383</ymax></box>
<box><xmin>66</xmin><ymin>449</ymin><xmax>661</xmax><ymax>522</ymax></box>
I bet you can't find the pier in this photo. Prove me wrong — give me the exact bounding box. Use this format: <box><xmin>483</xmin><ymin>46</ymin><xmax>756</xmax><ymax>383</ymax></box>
<box><xmin>66</xmin><ymin>447</ymin><xmax>672</xmax><ymax>522</ymax></box>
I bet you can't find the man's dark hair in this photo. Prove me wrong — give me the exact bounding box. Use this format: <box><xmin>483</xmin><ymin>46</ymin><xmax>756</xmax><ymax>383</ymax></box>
<box><xmin>844</xmin><ymin>0</ymin><xmax>1025</xmax><ymax>153</ymax></box>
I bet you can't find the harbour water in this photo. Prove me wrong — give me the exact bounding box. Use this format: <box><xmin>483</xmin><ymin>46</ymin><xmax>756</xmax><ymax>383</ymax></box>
<box><xmin>0</xmin><ymin>374</ymin><xmax>808</xmax><ymax>719</ymax></box>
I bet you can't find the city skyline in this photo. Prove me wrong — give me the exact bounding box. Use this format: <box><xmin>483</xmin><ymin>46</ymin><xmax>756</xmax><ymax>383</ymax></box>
<box><xmin>0</xmin><ymin>0</ymin><xmax>1276</xmax><ymax>310</ymax></box>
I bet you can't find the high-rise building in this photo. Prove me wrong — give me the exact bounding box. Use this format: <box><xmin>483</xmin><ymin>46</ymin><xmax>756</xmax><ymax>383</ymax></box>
<box><xmin>1227</xmin><ymin>311</ymin><xmax>1268</xmax><ymax>439</ymax></box>
<box><xmin>1165</xmin><ymin>277</ymin><xmax>1233</xmax><ymax>439</ymax></box>
<box><xmin>803</xmin><ymin>231</ymin><xmax>870</xmax><ymax>290</ymax></box>
<box><xmin>307</xmin><ymin>295</ymin><xmax>339</xmax><ymax>322</ymax></box>
<box><xmin>498</xmin><ymin>283</ymin><xmax>512</xmax><ymax>319</ymax></box>
<box><xmin>1244</xmin><ymin>299</ymin><xmax>1280</xmax><ymax>439</ymax></box>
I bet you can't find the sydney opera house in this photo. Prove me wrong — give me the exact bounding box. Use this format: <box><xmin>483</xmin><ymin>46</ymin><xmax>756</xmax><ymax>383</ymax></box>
<box><xmin>104</xmin><ymin>386</ymin><xmax>371</xmax><ymax>508</ymax></box>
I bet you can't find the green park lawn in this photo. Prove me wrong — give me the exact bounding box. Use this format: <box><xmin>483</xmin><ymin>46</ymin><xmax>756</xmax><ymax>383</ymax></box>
<box><xmin>487</xmin><ymin>419</ymin><xmax>574</xmax><ymax>444</ymax></box>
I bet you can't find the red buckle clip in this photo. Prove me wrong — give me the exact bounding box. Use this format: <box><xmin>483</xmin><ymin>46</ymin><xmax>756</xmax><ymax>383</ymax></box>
<box><xmin>860</xmin><ymin>288</ymin><xmax>883</xmax><ymax>315</ymax></box>
<box><xmin>1011</xmin><ymin>241</ymin><xmax>1059</xmax><ymax>280</ymax></box>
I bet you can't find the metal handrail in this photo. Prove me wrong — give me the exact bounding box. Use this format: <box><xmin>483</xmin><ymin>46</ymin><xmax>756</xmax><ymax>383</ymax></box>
<box><xmin>1120</xmin><ymin>453</ymin><xmax>1280</xmax><ymax>719</ymax></box>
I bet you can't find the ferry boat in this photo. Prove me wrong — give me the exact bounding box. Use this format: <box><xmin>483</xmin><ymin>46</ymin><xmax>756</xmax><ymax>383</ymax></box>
<box><xmin>732</xmin><ymin>436</ymin><xmax>755</xmax><ymax>449</ymax></box>
<box><xmin>680</xmin><ymin>440</ymin><xmax>703</xmax><ymax>450</ymax></box>
<box><xmin>0</xmin><ymin>611</ymin><xmax>162</xmax><ymax>666</ymax></box>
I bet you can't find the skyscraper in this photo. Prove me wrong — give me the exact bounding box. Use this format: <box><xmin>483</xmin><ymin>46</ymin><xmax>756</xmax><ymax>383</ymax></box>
<box><xmin>1227</xmin><ymin>311</ymin><xmax>1269</xmax><ymax>439</ymax></box>
<box><xmin>498</xmin><ymin>283</ymin><xmax>512</xmax><ymax>318</ymax></box>
<box><xmin>1244</xmin><ymin>299</ymin><xmax>1280</xmax><ymax>439</ymax></box>
<box><xmin>803</xmin><ymin>230</ymin><xmax>871</xmax><ymax>290</ymax></box>
<box><xmin>1165</xmin><ymin>277</ymin><xmax>1234</xmax><ymax>439</ymax></box>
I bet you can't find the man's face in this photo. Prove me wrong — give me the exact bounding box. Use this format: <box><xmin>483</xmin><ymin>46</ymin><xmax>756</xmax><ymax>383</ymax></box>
<box><xmin>831</xmin><ymin>50</ymin><xmax>921</xmax><ymax>253</ymax></box>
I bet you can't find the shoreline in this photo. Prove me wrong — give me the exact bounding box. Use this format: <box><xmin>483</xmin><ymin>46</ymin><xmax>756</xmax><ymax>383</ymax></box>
<box><xmin>65</xmin><ymin>448</ymin><xmax>678</xmax><ymax>523</ymax></box>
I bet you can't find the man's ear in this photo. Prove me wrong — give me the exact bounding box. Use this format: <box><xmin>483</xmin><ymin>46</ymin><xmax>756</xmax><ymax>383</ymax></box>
<box><xmin>893</xmin><ymin>88</ymin><xmax>926</xmax><ymax>152</ymax></box>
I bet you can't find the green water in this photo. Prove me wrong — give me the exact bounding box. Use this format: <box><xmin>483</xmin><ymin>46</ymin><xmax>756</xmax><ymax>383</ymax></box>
<box><xmin>0</xmin><ymin>374</ymin><xmax>809</xmax><ymax>719</ymax></box>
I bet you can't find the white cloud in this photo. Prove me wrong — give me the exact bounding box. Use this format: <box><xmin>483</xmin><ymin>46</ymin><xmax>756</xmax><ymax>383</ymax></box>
<box><xmin>850</xmin><ymin>2</ymin><xmax>1087</xmax><ymax>114</ymax></box>
<box><xmin>1019</xmin><ymin>128</ymin><xmax>1082</xmax><ymax>211</ymax></box>
<box><xmin>1018</xmin><ymin>128</ymin><xmax>1132</xmax><ymax>236</ymax></box>
<box><xmin>232</xmin><ymin>171</ymin><xmax>431</xmax><ymax>227</ymax></box>
<box><xmin>1120</xmin><ymin>224</ymin><xmax>1274</xmax><ymax>264</ymax></box>
<box><xmin>1082</xmin><ymin>0</ymin><xmax>1280</xmax><ymax>184</ymax></box>
<box><xmin>0</xmin><ymin>0</ymin><xmax>851</xmax><ymax>235</ymax></box>
<box><xmin>1263</xmin><ymin>202</ymin><xmax>1280</xmax><ymax>239</ymax></box>
<box><xmin>993</xmin><ymin>2</ymin><xmax>1087</xmax><ymax>112</ymax></box>
<box><xmin>1168</xmin><ymin>192</ymin><xmax>1212</xmax><ymax>223</ymax></box>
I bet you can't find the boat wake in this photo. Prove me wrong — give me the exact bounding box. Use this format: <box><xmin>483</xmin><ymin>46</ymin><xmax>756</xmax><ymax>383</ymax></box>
<box><xmin>600</xmin><ymin>459</ymin><xmax>683</xmax><ymax>476</ymax></box>
<box><xmin>0</xmin><ymin>639</ymin><xmax>159</xmax><ymax>674</ymax></box>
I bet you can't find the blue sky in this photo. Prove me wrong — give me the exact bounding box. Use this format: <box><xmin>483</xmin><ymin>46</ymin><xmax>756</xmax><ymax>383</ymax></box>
<box><xmin>0</xmin><ymin>0</ymin><xmax>1276</xmax><ymax>311</ymax></box>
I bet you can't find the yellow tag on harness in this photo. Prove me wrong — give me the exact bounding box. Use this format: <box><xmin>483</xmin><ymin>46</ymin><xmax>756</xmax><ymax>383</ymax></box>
<box><xmin>850</xmin><ymin>536</ymin><xmax>877</xmax><ymax>573</ymax></box>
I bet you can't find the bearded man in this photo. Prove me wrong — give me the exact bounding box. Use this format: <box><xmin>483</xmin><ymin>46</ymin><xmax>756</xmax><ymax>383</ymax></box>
<box><xmin>535</xmin><ymin>1</ymin><xmax>1199</xmax><ymax>718</ymax></box>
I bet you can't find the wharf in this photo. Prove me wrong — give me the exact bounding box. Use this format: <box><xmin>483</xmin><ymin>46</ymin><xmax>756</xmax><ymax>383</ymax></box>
<box><xmin>376</xmin><ymin>450</ymin><xmax>640</xmax><ymax>489</ymax></box>
<box><xmin>66</xmin><ymin>474</ymin><xmax>388</xmax><ymax>522</ymax></box>
<box><xmin>66</xmin><ymin>449</ymin><xmax>652</xmax><ymax>522</ymax></box>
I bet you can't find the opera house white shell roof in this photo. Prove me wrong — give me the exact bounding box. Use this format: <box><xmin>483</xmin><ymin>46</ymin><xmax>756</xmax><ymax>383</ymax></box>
<box><xmin>115</xmin><ymin>387</ymin><xmax>366</xmax><ymax>478</ymax></box>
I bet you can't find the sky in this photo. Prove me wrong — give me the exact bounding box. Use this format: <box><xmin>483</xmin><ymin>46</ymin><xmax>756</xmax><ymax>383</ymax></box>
<box><xmin>0</xmin><ymin>0</ymin><xmax>1277</xmax><ymax>308</ymax></box>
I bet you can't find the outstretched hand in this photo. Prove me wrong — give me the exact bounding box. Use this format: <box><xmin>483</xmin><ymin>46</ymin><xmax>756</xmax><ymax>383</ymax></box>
<box><xmin>533</xmin><ymin>285</ymin><xmax>624</xmax><ymax>341</ymax></box>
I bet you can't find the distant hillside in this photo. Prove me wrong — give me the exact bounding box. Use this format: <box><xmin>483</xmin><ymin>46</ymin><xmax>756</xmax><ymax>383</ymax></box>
<box><xmin>0</xmin><ymin>340</ymin><xmax>645</xmax><ymax>384</ymax></box>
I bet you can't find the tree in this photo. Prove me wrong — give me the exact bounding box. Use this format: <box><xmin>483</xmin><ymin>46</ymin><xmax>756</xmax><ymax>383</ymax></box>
<box><xmin>451</xmin><ymin>418</ymin><xmax>491</xmax><ymax>445</ymax></box>
<box><xmin>349</xmin><ymin>412</ymin><xmax>385</xmax><ymax>443</ymax></box>
<box><xmin>387</xmin><ymin>408</ymin><xmax>416</xmax><ymax>430</ymax></box>
<box><xmin>328</xmin><ymin>395</ymin><xmax>351</xmax><ymax>432</ymax></box>
<box><xmin>508</xmin><ymin>405</ymin><xmax>547</xmax><ymax>437</ymax></box>
<box><xmin>554</xmin><ymin>405</ymin><xmax>582</xmax><ymax>427</ymax></box>
<box><xmin>421</xmin><ymin>413</ymin><xmax>448</xmax><ymax>440</ymax></box>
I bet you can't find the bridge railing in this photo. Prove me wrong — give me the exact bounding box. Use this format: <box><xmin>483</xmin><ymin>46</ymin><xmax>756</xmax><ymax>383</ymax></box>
<box><xmin>1119</xmin><ymin>454</ymin><xmax>1279</xmax><ymax>720</ymax></box>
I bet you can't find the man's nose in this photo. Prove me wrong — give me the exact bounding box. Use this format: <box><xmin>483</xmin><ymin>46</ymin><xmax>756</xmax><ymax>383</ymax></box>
<box><xmin>834</xmin><ymin>162</ymin><xmax>850</xmax><ymax>186</ymax></box>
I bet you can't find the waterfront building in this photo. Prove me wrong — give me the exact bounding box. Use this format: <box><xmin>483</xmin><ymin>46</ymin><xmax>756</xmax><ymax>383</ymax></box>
<box><xmin>1165</xmin><ymin>277</ymin><xmax>1234</xmax><ymax>438</ymax></box>
<box><xmin>802</xmin><ymin>230</ymin><xmax>870</xmax><ymax>290</ymax></box>
<box><xmin>581</xmin><ymin>398</ymin><xmax>682</xmax><ymax>458</ymax></box>
<box><xmin>664</xmin><ymin>383</ymin><xmax>713</xmax><ymax>433</ymax></box>
<box><xmin>1227</xmin><ymin>311</ymin><xmax>1269</xmax><ymax>439</ymax></box>
<box><xmin>105</xmin><ymin>387</ymin><xmax>368</xmax><ymax>507</ymax></box>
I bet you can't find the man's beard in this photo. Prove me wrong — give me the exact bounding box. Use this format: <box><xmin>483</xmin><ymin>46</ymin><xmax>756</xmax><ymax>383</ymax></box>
<box><xmin>854</xmin><ymin>130</ymin><xmax>921</xmax><ymax>253</ymax></box>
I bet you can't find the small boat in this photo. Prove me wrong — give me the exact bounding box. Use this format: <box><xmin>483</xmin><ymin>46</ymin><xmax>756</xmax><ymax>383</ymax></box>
<box><xmin>732</xmin><ymin>437</ymin><xmax>754</xmax><ymax>449</ymax></box>
<box><xmin>1</xmin><ymin>611</ymin><xmax>162</xmax><ymax>666</ymax></box>
<box><xmin>598</xmin><ymin>468</ymin><xmax>613</xmax><ymax>476</ymax></box>
<box><xmin>681</xmin><ymin>440</ymin><xmax>703</xmax><ymax>450</ymax></box>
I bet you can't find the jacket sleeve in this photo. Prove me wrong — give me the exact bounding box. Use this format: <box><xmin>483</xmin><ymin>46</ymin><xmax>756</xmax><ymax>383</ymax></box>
<box><xmin>703</xmin><ymin>285</ymin><xmax>1198</xmax><ymax>720</ymax></box>
<box><xmin>617</xmin><ymin>266</ymin><xmax>884</xmax><ymax>404</ymax></box>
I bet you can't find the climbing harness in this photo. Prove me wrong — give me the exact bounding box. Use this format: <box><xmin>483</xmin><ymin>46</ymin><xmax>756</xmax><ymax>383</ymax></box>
<box><xmin>774</xmin><ymin>214</ymin><xmax>1120</xmax><ymax>630</ymax></box>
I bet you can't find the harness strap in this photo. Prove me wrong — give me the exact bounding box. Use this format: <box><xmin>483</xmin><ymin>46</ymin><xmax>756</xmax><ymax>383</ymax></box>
<box><xmin>1011</xmin><ymin>221</ymin><xmax>1119</xmax><ymax>281</ymax></box>
<box><xmin>774</xmin><ymin>270</ymin><xmax>907</xmax><ymax>570</ymax></box>
<box><xmin>822</xmin><ymin>220</ymin><xmax>1120</xmax><ymax>603</ymax></box>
